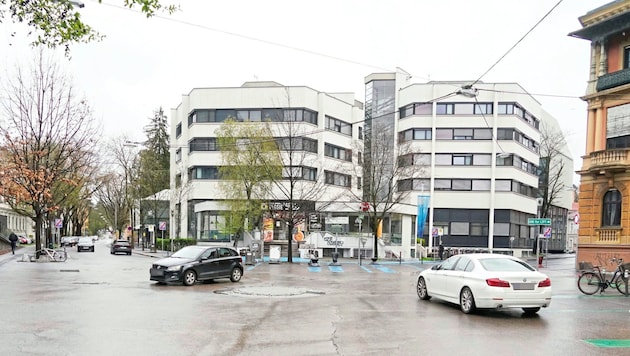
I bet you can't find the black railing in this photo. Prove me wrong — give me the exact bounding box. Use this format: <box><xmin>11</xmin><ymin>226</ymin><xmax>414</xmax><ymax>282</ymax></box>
<box><xmin>597</xmin><ymin>68</ymin><xmax>630</xmax><ymax>91</ymax></box>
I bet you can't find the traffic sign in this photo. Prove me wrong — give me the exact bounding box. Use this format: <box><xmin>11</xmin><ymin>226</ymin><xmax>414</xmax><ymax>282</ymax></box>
<box><xmin>527</xmin><ymin>218</ymin><xmax>551</xmax><ymax>225</ymax></box>
<box><xmin>54</xmin><ymin>218</ymin><xmax>63</xmax><ymax>229</ymax></box>
<box><xmin>543</xmin><ymin>227</ymin><xmax>552</xmax><ymax>238</ymax></box>
<box><xmin>159</xmin><ymin>221</ymin><xmax>167</xmax><ymax>231</ymax></box>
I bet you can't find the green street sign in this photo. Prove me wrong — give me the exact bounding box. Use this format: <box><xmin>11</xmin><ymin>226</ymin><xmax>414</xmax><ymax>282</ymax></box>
<box><xmin>528</xmin><ymin>218</ymin><xmax>551</xmax><ymax>225</ymax></box>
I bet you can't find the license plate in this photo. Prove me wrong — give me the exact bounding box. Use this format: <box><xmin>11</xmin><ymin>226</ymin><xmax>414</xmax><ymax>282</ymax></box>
<box><xmin>512</xmin><ymin>283</ymin><xmax>535</xmax><ymax>290</ymax></box>
<box><xmin>151</xmin><ymin>270</ymin><xmax>164</xmax><ymax>277</ymax></box>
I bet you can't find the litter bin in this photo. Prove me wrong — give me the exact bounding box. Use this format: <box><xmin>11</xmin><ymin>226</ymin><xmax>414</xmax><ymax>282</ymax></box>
<box><xmin>245</xmin><ymin>252</ymin><xmax>254</xmax><ymax>265</ymax></box>
<box><xmin>332</xmin><ymin>252</ymin><xmax>339</xmax><ymax>264</ymax></box>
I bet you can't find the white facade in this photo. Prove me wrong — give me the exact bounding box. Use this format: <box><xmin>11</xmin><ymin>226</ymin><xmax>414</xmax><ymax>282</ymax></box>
<box><xmin>0</xmin><ymin>201</ymin><xmax>34</xmax><ymax>238</ymax></box>
<box><xmin>170</xmin><ymin>82</ymin><xmax>364</xmax><ymax>246</ymax></box>
<box><xmin>169</xmin><ymin>73</ymin><xmax>574</xmax><ymax>259</ymax></box>
<box><xmin>363</xmin><ymin>68</ymin><xmax>574</xmax><ymax>258</ymax></box>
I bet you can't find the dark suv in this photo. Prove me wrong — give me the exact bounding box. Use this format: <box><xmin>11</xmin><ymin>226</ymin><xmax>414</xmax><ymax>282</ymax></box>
<box><xmin>110</xmin><ymin>240</ymin><xmax>132</xmax><ymax>255</ymax></box>
<box><xmin>149</xmin><ymin>246</ymin><xmax>243</xmax><ymax>286</ymax></box>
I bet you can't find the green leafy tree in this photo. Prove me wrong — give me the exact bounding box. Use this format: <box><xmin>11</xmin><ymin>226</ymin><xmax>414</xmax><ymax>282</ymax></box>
<box><xmin>135</xmin><ymin>107</ymin><xmax>170</xmax><ymax>198</ymax></box>
<box><xmin>3</xmin><ymin>0</ymin><xmax>178</xmax><ymax>54</ymax></box>
<box><xmin>216</xmin><ymin>118</ymin><xmax>282</xmax><ymax>247</ymax></box>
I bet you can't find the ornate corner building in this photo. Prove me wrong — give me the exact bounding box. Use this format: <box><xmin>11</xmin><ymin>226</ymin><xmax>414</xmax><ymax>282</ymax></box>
<box><xmin>570</xmin><ymin>0</ymin><xmax>630</xmax><ymax>264</ymax></box>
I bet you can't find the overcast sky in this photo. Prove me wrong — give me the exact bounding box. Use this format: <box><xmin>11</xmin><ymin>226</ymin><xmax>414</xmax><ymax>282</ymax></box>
<box><xmin>0</xmin><ymin>0</ymin><xmax>613</xmax><ymax>182</ymax></box>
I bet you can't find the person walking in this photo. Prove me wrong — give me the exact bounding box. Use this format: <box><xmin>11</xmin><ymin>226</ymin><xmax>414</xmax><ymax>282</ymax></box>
<box><xmin>8</xmin><ymin>232</ymin><xmax>18</xmax><ymax>255</ymax></box>
<box><xmin>438</xmin><ymin>243</ymin><xmax>444</xmax><ymax>260</ymax></box>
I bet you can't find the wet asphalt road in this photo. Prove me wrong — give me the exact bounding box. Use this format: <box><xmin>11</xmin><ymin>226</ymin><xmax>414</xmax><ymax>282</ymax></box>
<box><xmin>0</xmin><ymin>242</ymin><xmax>629</xmax><ymax>356</ymax></box>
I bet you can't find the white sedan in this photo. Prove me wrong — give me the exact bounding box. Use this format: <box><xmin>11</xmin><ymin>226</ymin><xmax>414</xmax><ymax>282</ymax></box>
<box><xmin>416</xmin><ymin>253</ymin><xmax>551</xmax><ymax>314</ymax></box>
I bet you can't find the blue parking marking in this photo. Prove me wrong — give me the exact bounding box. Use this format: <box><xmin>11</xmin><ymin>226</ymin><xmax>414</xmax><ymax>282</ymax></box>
<box><xmin>374</xmin><ymin>265</ymin><xmax>395</xmax><ymax>273</ymax></box>
<box><xmin>308</xmin><ymin>266</ymin><xmax>321</xmax><ymax>272</ymax></box>
<box><xmin>328</xmin><ymin>265</ymin><xmax>343</xmax><ymax>273</ymax></box>
<box><xmin>360</xmin><ymin>266</ymin><xmax>373</xmax><ymax>273</ymax></box>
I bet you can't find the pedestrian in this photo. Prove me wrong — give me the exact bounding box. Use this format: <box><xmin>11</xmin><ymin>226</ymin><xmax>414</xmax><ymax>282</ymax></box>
<box><xmin>438</xmin><ymin>243</ymin><xmax>444</xmax><ymax>260</ymax></box>
<box><xmin>8</xmin><ymin>232</ymin><xmax>18</xmax><ymax>255</ymax></box>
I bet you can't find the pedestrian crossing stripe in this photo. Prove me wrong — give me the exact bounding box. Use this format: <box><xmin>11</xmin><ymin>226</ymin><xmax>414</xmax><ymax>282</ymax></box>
<box><xmin>307</xmin><ymin>266</ymin><xmax>321</xmax><ymax>272</ymax></box>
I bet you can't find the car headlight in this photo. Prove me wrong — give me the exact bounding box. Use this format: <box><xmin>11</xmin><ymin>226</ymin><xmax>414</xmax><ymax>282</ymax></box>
<box><xmin>166</xmin><ymin>265</ymin><xmax>182</xmax><ymax>272</ymax></box>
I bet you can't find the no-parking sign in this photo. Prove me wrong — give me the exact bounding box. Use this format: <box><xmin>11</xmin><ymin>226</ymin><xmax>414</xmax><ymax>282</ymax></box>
<box><xmin>543</xmin><ymin>227</ymin><xmax>552</xmax><ymax>238</ymax></box>
<box><xmin>158</xmin><ymin>221</ymin><xmax>167</xmax><ymax>231</ymax></box>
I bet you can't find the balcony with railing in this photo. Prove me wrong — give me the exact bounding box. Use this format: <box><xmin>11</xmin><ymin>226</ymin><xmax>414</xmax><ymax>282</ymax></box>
<box><xmin>597</xmin><ymin>68</ymin><xmax>630</xmax><ymax>91</ymax></box>
<box><xmin>581</xmin><ymin>148</ymin><xmax>630</xmax><ymax>174</ymax></box>
<box><xmin>579</xmin><ymin>228</ymin><xmax>630</xmax><ymax>245</ymax></box>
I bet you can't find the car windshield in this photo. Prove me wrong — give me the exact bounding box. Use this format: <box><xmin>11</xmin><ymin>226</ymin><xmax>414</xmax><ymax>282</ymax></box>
<box><xmin>79</xmin><ymin>237</ymin><xmax>92</xmax><ymax>243</ymax></box>
<box><xmin>171</xmin><ymin>247</ymin><xmax>203</xmax><ymax>259</ymax></box>
<box><xmin>479</xmin><ymin>258</ymin><xmax>535</xmax><ymax>272</ymax></box>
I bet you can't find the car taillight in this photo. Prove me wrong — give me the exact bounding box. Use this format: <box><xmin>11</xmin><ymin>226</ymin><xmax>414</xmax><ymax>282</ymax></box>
<box><xmin>538</xmin><ymin>278</ymin><xmax>551</xmax><ymax>287</ymax></box>
<box><xmin>486</xmin><ymin>278</ymin><xmax>510</xmax><ymax>287</ymax></box>
<box><xmin>239</xmin><ymin>257</ymin><xmax>243</xmax><ymax>263</ymax></box>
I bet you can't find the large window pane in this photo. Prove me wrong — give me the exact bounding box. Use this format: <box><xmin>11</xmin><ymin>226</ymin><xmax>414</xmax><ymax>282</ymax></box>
<box><xmin>451</xmin><ymin>222</ymin><xmax>469</xmax><ymax>235</ymax></box>
<box><xmin>494</xmin><ymin>223</ymin><xmax>510</xmax><ymax>236</ymax></box>
<box><xmin>454</xmin><ymin>103</ymin><xmax>474</xmax><ymax>115</ymax></box>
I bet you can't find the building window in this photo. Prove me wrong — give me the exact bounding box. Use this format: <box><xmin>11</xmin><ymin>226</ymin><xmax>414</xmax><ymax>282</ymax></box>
<box><xmin>358</xmin><ymin>126</ymin><xmax>363</xmax><ymax>140</ymax></box>
<box><xmin>175</xmin><ymin>123</ymin><xmax>182</xmax><ymax>138</ymax></box>
<box><xmin>190</xmin><ymin>166</ymin><xmax>220</xmax><ymax>180</ymax></box>
<box><xmin>326</xmin><ymin>115</ymin><xmax>352</xmax><ymax>136</ymax></box>
<box><xmin>324</xmin><ymin>143</ymin><xmax>352</xmax><ymax>161</ymax></box>
<box><xmin>276</xmin><ymin>137</ymin><xmax>318</xmax><ymax>153</ymax></box>
<box><xmin>190</xmin><ymin>138</ymin><xmax>217</xmax><ymax>152</ymax></box>
<box><xmin>602</xmin><ymin>189</ymin><xmax>621</xmax><ymax>226</ymax></box>
<box><xmin>436</xmin><ymin>103</ymin><xmax>454</xmax><ymax>115</ymax></box>
<box><xmin>175</xmin><ymin>148</ymin><xmax>181</xmax><ymax>162</ymax></box>
<box><xmin>453</xmin><ymin>128</ymin><xmax>473</xmax><ymax>140</ymax></box>
<box><xmin>451</xmin><ymin>222</ymin><xmax>469</xmax><ymax>235</ymax></box>
<box><xmin>625</xmin><ymin>46</ymin><xmax>630</xmax><ymax>69</ymax></box>
<box><xmin>325</xmin><ymin>171</ymin><xmax>351</xmax><ymax>187</ymax></box>
<box><xmin>452</xmin><ymin>154</ymin><xmax>473</xmax><ymax>166</ymax></box>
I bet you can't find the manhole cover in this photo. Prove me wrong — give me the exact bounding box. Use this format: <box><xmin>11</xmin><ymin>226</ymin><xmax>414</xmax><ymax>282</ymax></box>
<box><xmin>215</xmin><ymin>286</ymin><xmax>325</xmax><ymax>298</ymax></box>
<box><xmin>60</xmin><ymin>269</ymin><xmax>80</xmax><ymax>272</ymax></box>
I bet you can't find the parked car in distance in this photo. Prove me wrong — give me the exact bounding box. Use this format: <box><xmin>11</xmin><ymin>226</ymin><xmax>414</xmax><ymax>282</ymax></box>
<box><xmin>416</xmin><ymin>253</ymin><xmax>552</xmax><ymax>315</ymax></box>
<box><xmin>150</xmin><ymin>245</ymin><xmax>243</xmax><ymax>286</ymax></box>
<box><xmin>111</xmin><ymin>240</ymin><xmax>132</xmax><ymax>255</ymax></box>
<box><xmin>61</xmin><ymin>236</ymin><xmax>79</xmax><ymax>247</ymax></box>
<box><xmin>77</xmin><ymin>236</ymin><xmax>95</xmax><ymax>252</ymax></box>
<box><xmin>18</xmin><ymin>235</ymin><xmax>32</xmax><ymax>244</ymax></box>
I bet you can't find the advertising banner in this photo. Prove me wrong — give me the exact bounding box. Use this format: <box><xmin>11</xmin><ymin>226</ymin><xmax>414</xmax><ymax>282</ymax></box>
<box><xmin>263</xmin><ymin>218</ymin><xmax>274</xmax><ymax>242</ymax></box>
<box><xmin>417</xmin><ymin>195</ymin><xmax>430</xmax><ymax>238</ymax></box>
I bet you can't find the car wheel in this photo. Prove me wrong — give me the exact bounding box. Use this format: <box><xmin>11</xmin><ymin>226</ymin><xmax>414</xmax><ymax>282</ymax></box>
<box><xmin>230</xmin><ymin>267</ymin><xmax>243</xmax><ymax>282</ymax></box>
<box><xmin>128</xmin><ymin>252</ymin><xmax>132</xmax><ymax>255</ymax></box>
<box><xmin>183</xmin><ymin>270</ymin><xmax>197</xmax><ymax>286</ymax></box>
<box><xmin>460</xmin><ymin>287</ymin><xmax>476</xmax><ymax>314</ymax></box>
<box><xmin>416</xmin><ymin>277</ymin><xmax>430</xmax><ymax>300</ymax></box>
<box><xmin>522</xmin><ymin>307</ymin><xmax>540</xmax><ymax>315</ymax></box>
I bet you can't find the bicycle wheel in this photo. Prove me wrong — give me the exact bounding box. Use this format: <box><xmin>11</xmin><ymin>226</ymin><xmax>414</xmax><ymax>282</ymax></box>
<box><xmin>577</xmin><ymin>272</ymin><xmax>601</xmax><ymax>295</ymax></box>
<box><xmin>614</xmin><ymin>275</ymin><xmax>629</xmax><ymax>295</ymax></box>
<box><xmin>53</xmin><ymin>251</ymin><xmax>67</xmax><ymax>262</ymax></box>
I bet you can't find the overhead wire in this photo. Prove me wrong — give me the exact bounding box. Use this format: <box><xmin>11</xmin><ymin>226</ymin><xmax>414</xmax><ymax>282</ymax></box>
<box><xmin>470</xmin><ymin>0</ymin><xmax>565</xmax><ymax>87</ymax></box>
<box><xmin>90</xmin><ymin>0</ymin><xmax>581</xmax><ymax>102</ymax></box>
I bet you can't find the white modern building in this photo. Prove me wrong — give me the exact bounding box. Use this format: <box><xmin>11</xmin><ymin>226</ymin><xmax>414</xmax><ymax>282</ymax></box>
<box><xmin>169</xmin><ymin>82</ymin><xmax>366</xmax><ymax>257</ymax></box>
<box><xmin>169</xmin><ymin>70</ymin><xmax>574</xmax><ymax>259</ymax></box>
<box><xmin>0</xmin><ymin>200</ymin><xmax>34</xmax><ymax>238</ymax></box>
<box><xmin>368</xmin><ymin>68</ymin><xmax>574</xmax><ymax>258</ymax></box>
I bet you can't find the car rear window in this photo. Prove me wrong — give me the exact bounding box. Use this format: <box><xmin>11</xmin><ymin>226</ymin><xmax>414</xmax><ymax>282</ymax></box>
<box><xmin>479</xmin><ymin>258</ymin><xmax>535</xmax><ymax>272</ymax></box>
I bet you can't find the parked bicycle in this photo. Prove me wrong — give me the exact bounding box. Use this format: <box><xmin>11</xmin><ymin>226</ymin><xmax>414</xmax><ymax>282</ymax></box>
<box><xmin>35</xmin><ymin>247</ymin><xmax>67</xmax><ymax>262</ymax></box>
<box><xmin>577</xmin><ymin>258</ymin><xmax>630</xmax><ymax>295</ymax></box>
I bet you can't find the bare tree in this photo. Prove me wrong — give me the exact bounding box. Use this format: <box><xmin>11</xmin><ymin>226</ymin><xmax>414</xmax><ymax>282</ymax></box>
<box><xmin>92</xmin><ymin>135</ymin><xmax>139</xmax><ymax>241</ymax></box>
<box><xmin>349</xmin><ymin>122</ymin><xmax>426</xmax><ymax>261</ymax></box>
<box><xmin>265</xmin><ymin>91</ymin><xmax>349</xmax><ymax>263</ymax></box>
<box><xmin>534</xmin><ymin>122</ymin><xmax>570</xmax><ymax>253</ymax></box>
<box><xmin>0</xmin><ymin>50</ymin><xmax>99</xmax><ymax>254</ymax></box>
